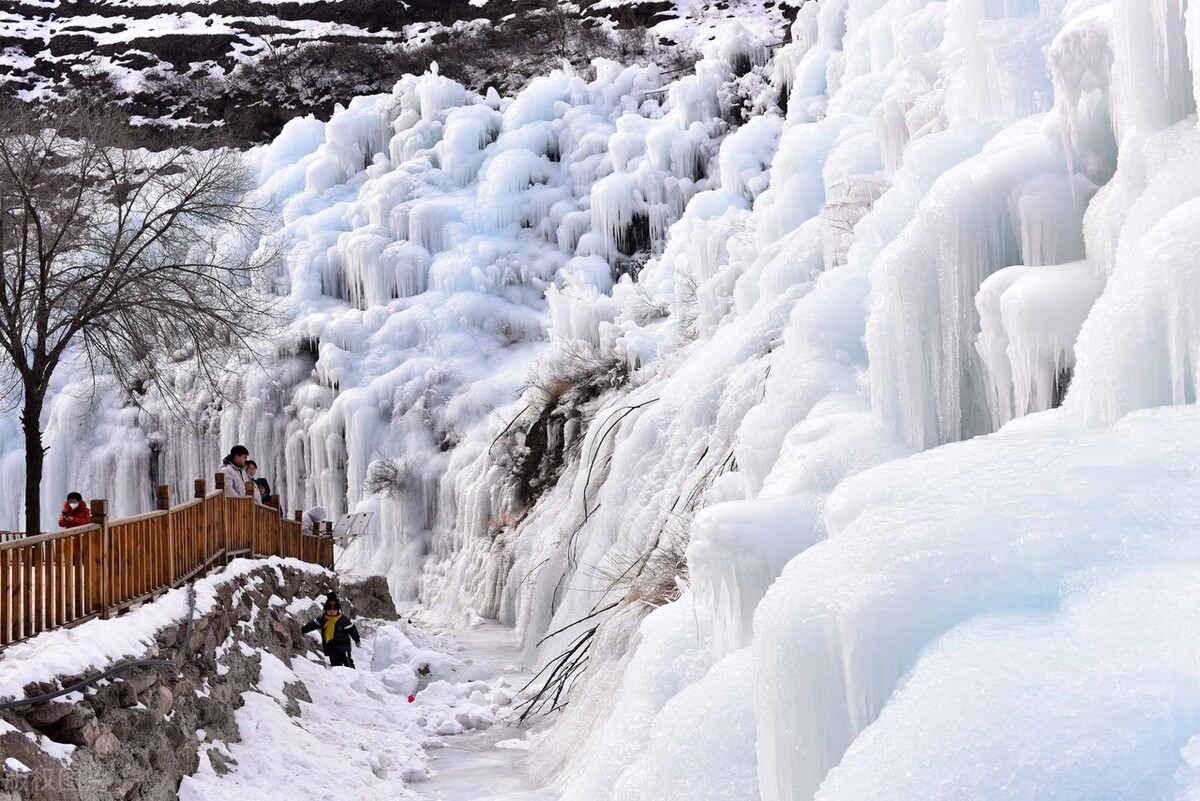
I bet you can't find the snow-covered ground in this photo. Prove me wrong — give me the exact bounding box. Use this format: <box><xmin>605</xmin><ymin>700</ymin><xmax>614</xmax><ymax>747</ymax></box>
<box><xmin>181</xmin><ymin>619</ymin><xmax>556</xmax><ymax>800</ymax></box>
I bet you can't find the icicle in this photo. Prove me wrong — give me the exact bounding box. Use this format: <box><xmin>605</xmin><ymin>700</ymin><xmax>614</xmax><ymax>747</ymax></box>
<box><xmin>975</xmin><ymin>260</ymin><xmax>1104</xmax><ymax>427</ymax></box>
<box><xmin>1110</xmin><ymin>0</ymin><xmax>1194</xmax><ymax>147</ymax></box>
<box><xmin>954</xmin><ymin>0</ymin><xmax>1056</xmax><ymax>122</ymax></box>
<box><xmin>1047</xmin><ymin>6</ymin><xmax>1117</xmax><ymax>185</ymax></box>
<box><xmin>867</xmin><ymin>121</ymin><xmax>1059</xmax><ymax>450</ymax></box>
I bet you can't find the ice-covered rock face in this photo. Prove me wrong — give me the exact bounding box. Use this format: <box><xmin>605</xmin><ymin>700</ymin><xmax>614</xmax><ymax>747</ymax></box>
<box><xmin>441</xmin><ymin>1</ymin><xmax>1200</xmax><ymax>800</ymax></box>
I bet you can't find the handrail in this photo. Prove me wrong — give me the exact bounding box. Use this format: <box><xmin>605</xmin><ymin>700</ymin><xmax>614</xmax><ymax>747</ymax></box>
<box><xmin>109</xmin><ymin>508</ymin><xmax>167</xmax><ymax>526</ymax></box>
<box><xmin>170</xmin><ymin>497</ymin><xmax>203</xmax><ymax>513</ymax></box>
<box><xmin>0</xmin><ymin>474</ymin><xmax>337</xmax><ymax>648</ymax></box>
<box><xmin>0</xmin><ymin>524</ymin><xmax>100</xmax><ymax>552</ymax></box>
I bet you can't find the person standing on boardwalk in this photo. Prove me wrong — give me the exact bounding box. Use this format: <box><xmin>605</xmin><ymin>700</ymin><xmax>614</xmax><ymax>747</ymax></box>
<box><xmin>57</xmin><ymin>492</ymin><xmax>91</xmax><ymax>528</ymax></box>
<box><xmin>301</xmin><ymin>594</ymin><xmax>361</xmax><ymax>668</ymax></box>
<box><xmin>220</xmin><ymin>445</ymin><xmax>251</xmax><ymax>495</ymax></box>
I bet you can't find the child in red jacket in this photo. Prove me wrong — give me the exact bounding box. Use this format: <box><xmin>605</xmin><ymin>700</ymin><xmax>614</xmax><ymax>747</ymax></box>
<box><xmin>58</xmin><ymin>492</ymin><xmax>92</xmax><ymax>528</ymax></box>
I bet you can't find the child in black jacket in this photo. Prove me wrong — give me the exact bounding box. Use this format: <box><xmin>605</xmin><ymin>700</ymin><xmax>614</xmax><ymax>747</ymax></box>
<box><xmin>301</xmin><ymin>594</ymin><xmax>361</xmax><ymax>668</ymax></box>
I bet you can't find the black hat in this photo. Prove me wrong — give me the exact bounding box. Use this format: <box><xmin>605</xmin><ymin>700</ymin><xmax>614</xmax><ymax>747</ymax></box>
<box><xmin>229</xmin><ymin>445</ymin><xmax>250</xmax><ymax>457</ymax></box>
<box><xmin>324</xmin><ymin>593</ymin><xmax>340</xmax><ymax>612</ymax></box>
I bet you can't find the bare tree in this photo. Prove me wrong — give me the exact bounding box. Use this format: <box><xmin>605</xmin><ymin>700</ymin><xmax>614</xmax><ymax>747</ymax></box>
<box><xmin>0</xmin><ymin>102</ymin><xmax>276</xmax><ymax>536</ymax></box>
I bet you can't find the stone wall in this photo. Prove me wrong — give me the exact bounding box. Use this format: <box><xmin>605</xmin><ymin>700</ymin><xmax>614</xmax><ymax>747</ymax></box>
<box><xmin>0</xmin><ymin>564</ymin><xmax>339</xmax><ymax>801</ymax></box>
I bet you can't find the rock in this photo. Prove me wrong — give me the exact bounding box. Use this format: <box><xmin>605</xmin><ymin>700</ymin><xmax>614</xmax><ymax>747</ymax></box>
<box><xmin>207</xmin><ymin>748</ymin><xmax>237</xmax><ymax>776</ymax></box>
<box><xmin>281</xmin><ymin>680</ymin><xmax>310</xmax><ymax>717</ymax></box>
<box><xmin>0</xmin><ymin>731</ymin><xmax>79</xmax><ymax>800</ymax></box>
<box><xmin>156</xmin><ymin>625</ymin><xmax>180</xmax><ymax>649</ymax></box>
<box><xmin>92</xmin><ymin>730</ymin><xmax>120</xmax><ymax>759</ymax></box>
<box><xmin>269</xmin><ymin>616</ymin><xmax>290</xmax><ymax>641</ymax></box>
<box><xmin>122</xmin><ymin>670</ymin><xmax>158</xmax><ymax>695</ymax></box>
<box><xmin>52</xmin><ymin>707</ymin><xmax>93</xmax><ymax>734</ymax></box>
<box><xmin>20</xmin><ymin>681</ymin><xmax>56</xmax><ymax>700</ymax></box>
<box><xmin>20</xmin><ymin>702</ymin><xmax>74</xmax><ymax>729</ymax></box>
<box><xmin>198</xmin><ymin>698</ymin><xmax>233</xmax><ymax>731</ymax></box>
<box><xmin>151</xmin><ymin>687</ymin><xmax>174</xmax><ymax>722</ymax></box>
<box><xmin>50</xmin><ymin>719</ymin><xmax>98</xmax><ymax>748</ymax></box>
<box><xmin>341</xmin><ymin>575</ymin><xmax>398</xmax><ymax>620</ymax></box>
<box><xmin>116</xmin><ymin>683</ymin><xmax>139</xmax><ymax>708</ymax></box>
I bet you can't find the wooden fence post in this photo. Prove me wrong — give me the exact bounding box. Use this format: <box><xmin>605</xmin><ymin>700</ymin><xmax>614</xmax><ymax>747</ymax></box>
<box><xmin>157</xmin><ymin>485</ymin><xmax>174</xmax><ymax>589</ymax></box>
<box><xmin>250</xmin><ymin>491</ymin><xmax>257</xmax><ymax>558</ymax></box>
<box><xmin>92</xmin><ymin>499</ymin><xmax>110</xmax><ymax>619</ymax></box>
<box><xmin>215</xmin><ymin>472</ymin><xmax>229</xmax><ymax>565</ymax></box>
<box><xmin>195</xmin><ymin>479</ymin><xmax>206</xmax><ymax>569</ymax></box>
<box><xmin>324</xmin><ymin>520</ymin><xmax>335</xmax><ymax>569</ymax></box>
<box><xmin>292</xmin><ymin>511</ymin><xmax>303</xmax><ymax>562</ymax></box>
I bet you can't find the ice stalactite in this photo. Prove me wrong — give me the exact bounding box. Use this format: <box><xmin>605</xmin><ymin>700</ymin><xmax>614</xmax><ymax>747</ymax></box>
<box><xmin>1047</xmin><ymin>5</ymin><xmax>1117</xmax><ymax>184</ymax></box>
<box><xmin>867</xmin><ymin>0</ymin><xmax>957</xmax><ymax>180</ymax></box>
<box><xmin>1110</xmin><ymin>0</ymin><xmax>1194</xmax><ymax>148</ymax></box>
<box><xmin>303</xmin><ymin>95</ymin><xmax>394</xmax><ymax>195</ymax></box>
<box><xmin>441</xmin><ymin>105</ymin><xmax>503</xmax><ymax>188</ymax></box>
<box><xmin>867</xmin><ymin>120</ymin><xmax>1066</xmax><ymax>450</ymax></box>
<box><xmin>784</xmin><ymin>0</ymin><xmax>850</xmax><ymax>123</ymax></box>
<box><xmin>1069</xmin><ymin>196</ymin><xmax>1200</xmax><ymax>423</ymax></box>
<box><xmin>975</xmin><ymin>260</ymin><xmax>1105</xmax><ymax>427</ymax></box>
<box><xmin>589</xmin><ymin>172</ymin><xmax>645</xmax><ymax>261</ymax></box>
<box><xmin>954</xmin><ymin>0</ymin><xmax>1057</xmax><ymax>123</ymax></box>
<box><xmin>1064</xmin><ymin>0</ymin><xmax>1200</xmax><ymax>424</ymax></box>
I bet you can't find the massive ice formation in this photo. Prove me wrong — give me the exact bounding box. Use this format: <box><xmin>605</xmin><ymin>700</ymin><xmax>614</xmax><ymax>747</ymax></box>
<box><xmin>9</xmin><ymin>0</ymin><xmax>1200</xmax><ymax>798</ymax></box>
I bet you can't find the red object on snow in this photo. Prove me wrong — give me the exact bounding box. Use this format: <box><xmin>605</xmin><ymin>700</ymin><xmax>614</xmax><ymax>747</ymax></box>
<box><xmin>407</xmin><ymin>695</ymin><xmax>415</xmax><ymax>703</ymax></box>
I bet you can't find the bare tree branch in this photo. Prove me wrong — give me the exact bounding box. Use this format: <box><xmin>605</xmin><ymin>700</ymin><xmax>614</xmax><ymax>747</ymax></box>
<box><xmin>0</xmin><ymin>99</ymin><xmax>280</xmax><ymax>535</ymax></box>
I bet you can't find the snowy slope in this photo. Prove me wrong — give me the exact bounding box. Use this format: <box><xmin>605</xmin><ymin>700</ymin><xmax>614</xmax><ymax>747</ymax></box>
<box><xmin>0</xmin><ymin>0</ymin><xmax>708</xmax><ymax>141</ymax></box>
<box><xmin>8</xmin><ymin>0</ymin><xmax>1200</xmax><ymax>797</ymax></box>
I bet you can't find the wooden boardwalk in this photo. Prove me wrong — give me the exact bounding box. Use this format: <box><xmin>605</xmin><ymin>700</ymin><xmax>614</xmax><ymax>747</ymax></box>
<box><xmin>0</xmin><ymin>477</ymin><xmax>335</xmax><ymax>646</ymax></box>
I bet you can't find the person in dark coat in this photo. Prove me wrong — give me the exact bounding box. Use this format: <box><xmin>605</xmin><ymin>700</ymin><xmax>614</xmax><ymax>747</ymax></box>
<box><xmin>58</xmin><ymin>492</ymin><xmax>92</xmax><ymax>528</ymax></box>
<box><xmin>301</xmin><ymin>594</ymin><xmax>360</xmax><ymax>668</ymax></box>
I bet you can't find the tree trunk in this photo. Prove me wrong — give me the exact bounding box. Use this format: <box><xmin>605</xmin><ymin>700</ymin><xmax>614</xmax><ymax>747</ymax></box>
<box><xmin>21</xmin><ymin>392</ymin><xmax>45</xmax><ymax>538</ymax></box>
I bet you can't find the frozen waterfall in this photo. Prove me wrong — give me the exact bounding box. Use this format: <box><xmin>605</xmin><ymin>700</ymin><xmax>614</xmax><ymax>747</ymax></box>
<box><xmin>7</xmin><ymin>0</ymin><xmax>1200</xmax><ymax>799</ymax></box>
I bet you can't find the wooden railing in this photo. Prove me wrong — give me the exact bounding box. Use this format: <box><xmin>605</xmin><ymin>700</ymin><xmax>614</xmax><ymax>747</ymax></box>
<box><xmin>0</xmin><ymin>476</ymin><xmax>336</xmax><ymax>646</ymax></box>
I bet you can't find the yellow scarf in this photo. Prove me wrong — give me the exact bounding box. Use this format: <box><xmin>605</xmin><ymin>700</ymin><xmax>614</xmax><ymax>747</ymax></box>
<box><xmin>323</xmin><ymin>613</ymin><xmax>341</xmax><ymax>643</ymax></box>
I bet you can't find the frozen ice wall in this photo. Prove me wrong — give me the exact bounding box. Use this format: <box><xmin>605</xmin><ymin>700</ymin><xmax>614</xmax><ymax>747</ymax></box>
<box><xmin>418</xmin><ymin>1</ymin><xmax>1200</xmax><ymax>801</ymax></box>
<box><xmin>0</xmin><ymin>10</ymin><xmax>783</xmax><ymax>570</ymax></box>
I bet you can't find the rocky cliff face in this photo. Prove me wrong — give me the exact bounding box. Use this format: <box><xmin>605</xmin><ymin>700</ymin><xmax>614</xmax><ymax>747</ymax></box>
<box><xmin>1</xmin><ymin>0</ymin><xmax>682</xmax><ymax>144</ymax></box>
<box><xmin>0</xmin><ymin>564</ymin><xmax>338</xmax><ymax>801</ymax></box>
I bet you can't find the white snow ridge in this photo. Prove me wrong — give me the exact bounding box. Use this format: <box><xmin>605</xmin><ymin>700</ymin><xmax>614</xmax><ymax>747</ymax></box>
<box><xmin>7</xmin><ymin>0</ymin><xmax>1200</xmax><ymax>799</ymax></box>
